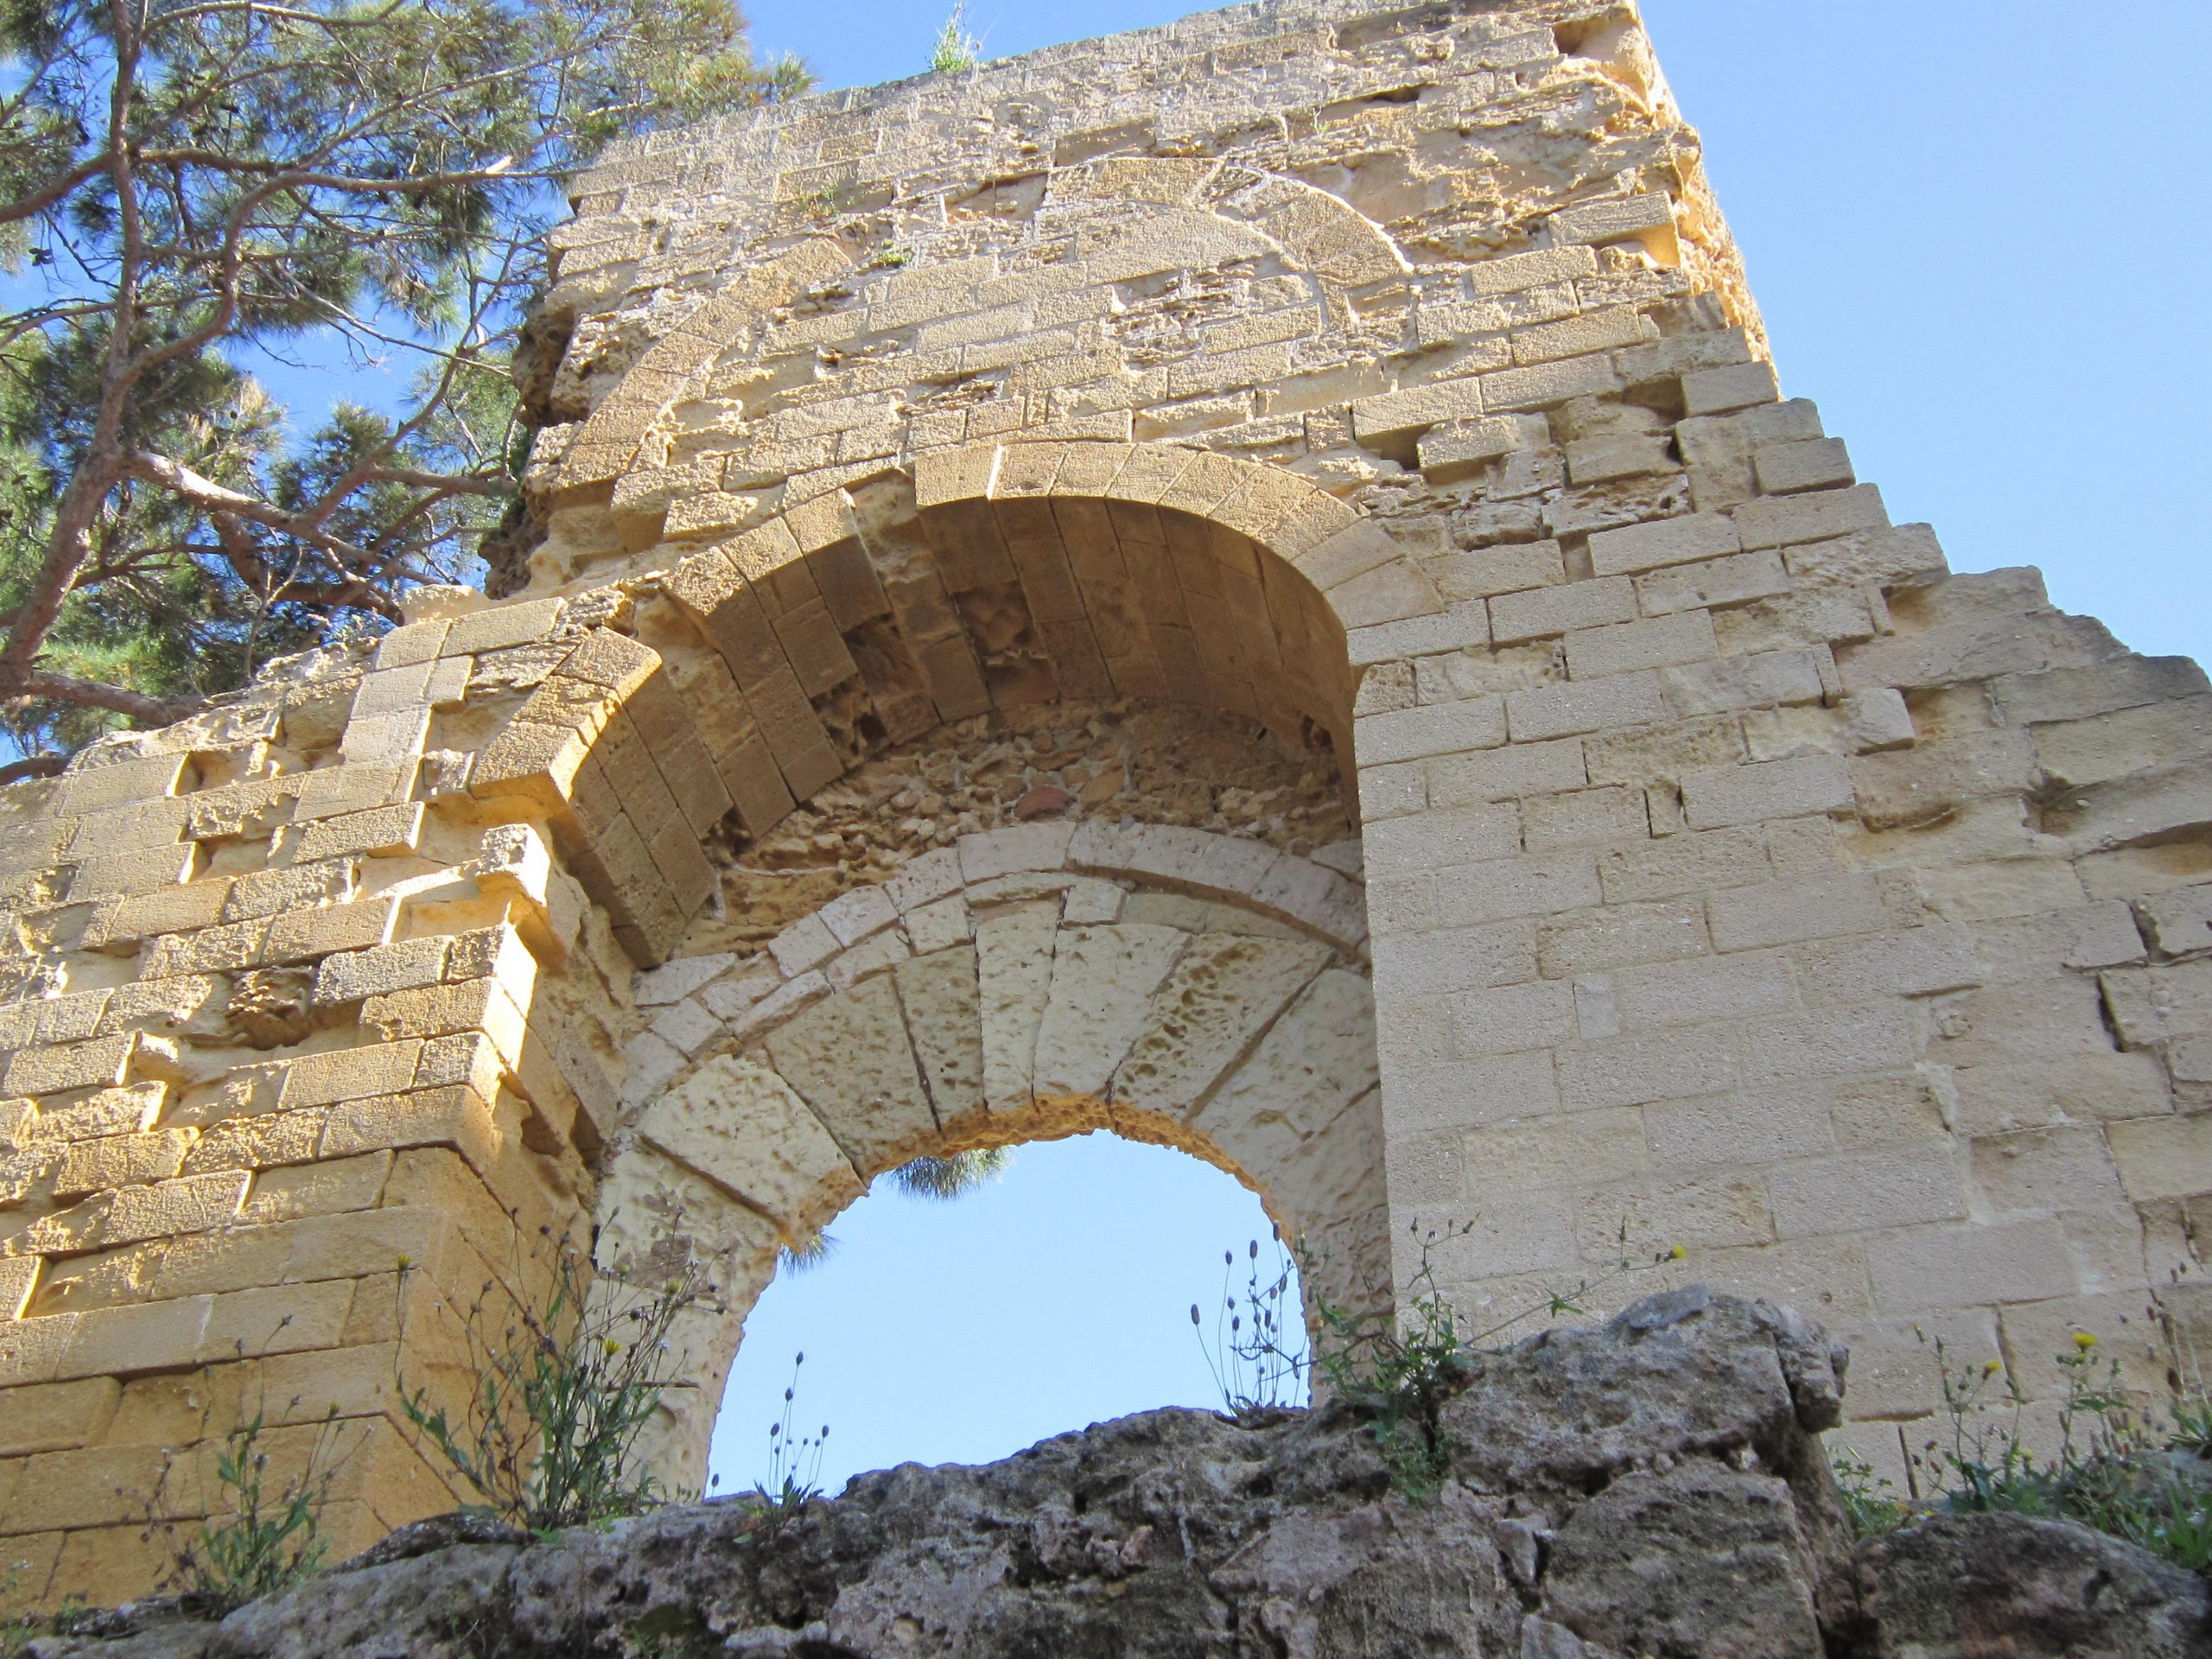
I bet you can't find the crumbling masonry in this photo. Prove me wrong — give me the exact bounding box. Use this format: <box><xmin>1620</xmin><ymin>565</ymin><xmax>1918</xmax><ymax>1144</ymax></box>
<box><xmin>3</xmin><ymin>0</ymin><xmax>2209</xmax><ymax>1611</ymax></box>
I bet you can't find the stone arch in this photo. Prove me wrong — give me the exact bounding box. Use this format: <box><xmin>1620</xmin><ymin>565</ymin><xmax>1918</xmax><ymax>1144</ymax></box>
<box><xmin>468</xmin><ymin>439</ymin><xmax>1433</xmax><ymax>965</ymax></box>
<box><xmin>547</xmin><ymin>163</ymin><xmax>1408</xmax><ymax>507</ymax></box>
<box><xmin>556</xmin><ymin>236</ymin><xmax>859</xmax><ymax>490</ymax></box>
<box><xmin>588</xmin><ymin>823</ymin><xmax>1382</xmax><ymax>1492</ymax></box>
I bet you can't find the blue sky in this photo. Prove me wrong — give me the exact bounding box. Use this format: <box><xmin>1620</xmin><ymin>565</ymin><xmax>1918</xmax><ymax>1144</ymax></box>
<box><xmin>701</xmin><ymin>0</ymin><xmax>2212</xmax><ymax>1497</ymax></box>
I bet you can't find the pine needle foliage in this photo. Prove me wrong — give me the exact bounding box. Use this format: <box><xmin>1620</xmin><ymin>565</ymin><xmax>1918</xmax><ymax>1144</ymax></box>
<box><xmin>0</xmin><ymin>0</ymin><xmax>808</xmax><ymax>765</ymax></box>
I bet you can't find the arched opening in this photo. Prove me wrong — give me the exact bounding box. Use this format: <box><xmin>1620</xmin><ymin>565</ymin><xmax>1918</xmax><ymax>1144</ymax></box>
<box><xmin>704</xmin><ymin>1130</ymin><xmax>1306</xmax><ymax>1495</ymax></box>
<box><xmin>589</xmin><ymin>824</ymin><xmax>1382</xmax><ymax>1495</ymax></box>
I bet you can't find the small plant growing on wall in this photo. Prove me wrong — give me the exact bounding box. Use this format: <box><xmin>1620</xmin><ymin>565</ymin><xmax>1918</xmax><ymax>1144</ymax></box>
<box><xmin>1825</xmin><ymin>1325</ymin><xmax>2212</xmax><ymax>1574</ymax></box>
<box><xmin>711</xmin><ymin>1351</ymin><xmax>831</xmax><ymax>1539</ymax></box>
<box><xmin>930</xmin><ymin>4</ymin><xmax>982</xmax><ymax>75</ymax></box>
<box><xmin>396</xmin><ymin>1228</ymin><xmax>715</xmax><ymax>1532</ymax></box>
<box><xmin>1294</xmin><ymin>1223</ymin><xmax>1685</xmax><ymax>1497</ymax></box>
<box><xmin>1192</xmin><ymin>1235</ymin><xmax>1308</xmax><ymax>1416</ymax></box>
<box><xmin>136</xmin><ymin>1323</ymin><xmax>354</xmax><ymax>1615</ymax></box>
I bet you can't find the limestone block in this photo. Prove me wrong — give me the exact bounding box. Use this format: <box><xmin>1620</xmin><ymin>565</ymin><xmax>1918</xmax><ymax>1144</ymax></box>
<box><xmin>639</xmin><ymin>1052</ymin><xmax>859</xmax><ymax>1233</ymax></box>
<box><xmin>1433</xmin><ymin>852</ymin><xmax>1601</xmax><ymax>929</ymax></box>
<box><xmin>0</xmin><ymin>1313</ymin><xmax>78</xmax><ymax>1389</ymax></box>
<box><xmin>1418</xmin><ymin>417</ymin><xmax>1523</xmax><ymax>482</ymax></box>
<box><xmin>263</xmin><ymin>895</ymin><xmax>399</xmax><ymax>965</ymax></box>
<box><xmin>1425</xmin><ymin>739</ymin><xmax>1587</xmax><ymax>810</ymax></box>
<box><xmin>1951</xmin><ymin>1052</ymin><xmax>2170</xmax><ymax>1138</ymax></box>
<box><xmin>1580</xmin><ymin>721</ymin><xmax>1739</xmax><ymax>796</ymax></box>
<box><xmin>1632</xmin><ymin>550</ymin><xmax>1791</xmax><ymax>618</ymax></box>
<box><xmin>0</xmin><ymin>1376</ymin><xmax>119</xmax><ymax>1456</ymax></box>
<box><xmin>885</xmin><ymin>847</ymin><xmax>964</xmax><ymax>912</ymax></box>
<box><xmin>1061</xmin><ymin>878</ymin><xmax>1125</xmax><ymax>925</ymax></box>
<box><xmin>0</xmin><ymin>1254</ymin><xmax>37</xmax><ymax>1319</ymax></box>
<box><xmin>1462</xmin><ymin>1105</ymin><xmax>1647</xmax><ymax>1192</ymax></box>
<box><xmin>768</xmin><ymin>912</ymin><xmax>838</xmax><ymax>977</ymax></box>
<box><xmin>1752</xmin><ymin>437</ymin><xmax>1853</xmax><ymax>496</ymax></box>
<box><xmin>1363</xmin><ymin>803</ymin><xmax>1521</xmax><ymax>875</ymax></box>
<box><xmin>1490</xmin><ymin>577</ymin><xmax>1636</xmax><ymax>645</ymax></box>
<box><xmin>1450</xmin><ymin>979</ymin><xmax>1576</xmax><ymax>1058</ymax></box>
<box><xmin>592</xmin><ymin>1141</ymin><xmax>782</xmax><ymax>1282</ymax></box>
<box><xmin>1767</xmin><ymin>1147</ymin><xmax>1968</xmax><ymax>1239</ymax></box>
<box><xmin>1566</xmin><ymin>431</ymin><xmax>1675</xmax><ymax>485</ymax></box>
<box><xmin>648</xmin><ymin>997</ymin><xmax>720</xmax><ymax>1057</ymax></box>
<box><xmin>1353</xmin><ymin>697</ymin><xmax>1504</xmax><ymax>767</ymax></box>
<box><xmin>1349</xmin><ymin>378</ymin><xmax>1486</xmax><ymax>442</ymax></box>
<box><xmin>1864</xmin><ymin>1219</ymin><xmax>2077</xmax><ymax>1312</ymax></box>
<box><xmin>1344</xmin><ymin>601</ymin><xmax>1491</xmax><ymax>667</ymax></box>
<box><xmin>1268</xmin><ymin>1090</ymin><xmax>1388</xmax><ymax>1241</ymax></box>
<box><xmin>1111</xmin><ymin>933</ymin><xmax>1328</xmax><ymax>1118</ymax></box>
<box><xmin>1473</xmin><ymin>340</ymin><xmax>1623</xmax><ymax>411</ymax></box>
<box><xmin>1427</xmin><ymin>539</ymin><xmax>1567</xmax><ymax>601</ymax></box>
<box><xmin>1681</xmin><ymin>361</ymin><xmax>1778</xmax><ymax>416</ymax></box>
<box><xmin>51</xmin><ymin>1130</ymin><xmax>195</xmax><ymax>1200</ymax></box>
<box><xmin>635</xmin><ymin>953</ymin><xmax>737</xmax><ymax>1007</ymax></box>
<box><xmin>1796</xmin><ymin>924</ymin><xmax>1980</xmax><ymax>1002</ymax></box>
<box><xmin>1990</xmin><ymin>656</ymin><xmax>2209</xmax><ymax>728</ymax></box>
<box><xmin>1564</xmin><ymin>612</ymin><xmax>1717</xmax><ymax>680</ymax></box>
<box><xmin>959</xmin><ymin>823</ymin><xmax>1075</xmax><ymax>885</ymax></box>
<box><xmin>2032</xmin><ymin>695</ymin><xmax>2212</xmax><ymax>790</ymax></box>
<box><xmin>363</xmin><ymin>979</ymin><xmax>528</xmax><ymax>1071</ymax></box>
<box><xmin>893</xmin><ymin>946</ymin><xmax>985</xmax><ymax>1132</ymax></box>
<box><xmin>1505</xmin><ymin>671</ymin><xmax>1664</xmax><ymax>742</ymax></box>
<box><xmin>1680</xmin><ymin>753</ymin><xmax>1853</xmax><ymax>830</ymax></box>
<box><xmin>3</xmin><ymin>1036</ymin><xmax>136</xmax><ymax>1097</ymax></box>
<box><xmin>902</xmin><ymin>895</ymin><xmax>972</xmax><ymax>955</ymax></box>
<box><xmin>1733</xmin><ymin>483</ymin><xmax>1886</xmax><ymax>550</ymax></box>
<box><xmin>1587</xmin><ymin>512</ymin><xmax>1739</xmax><ymax>578</ymax></box>
<box><xmin>2138</xmin><ymin>883</ymin><xmax>2212</xmax><ymax>958</ymax></box>
<box><xmin>276</xmin><ymin>1040</ymin><xmax>422</xmax><ymax>1110</ymax></box>
<box><xmin>1840</xmin><ymin>689</ymin><xmax>1914</xmax><ymax>753</ymax></box>
<box><xmin>725</xmin><ymin>970</ymin><xmax>830</xmax><ymax>1050</ymax></box>
<box><xmin>2099</xmin><ymin>961</ymin><xmax>2212</xmax><ymax>1046</ymax></box>
<box><xmin>1033</xmin><ymin>924</ymin><xmax>1189</xmax><ymax>1103</ymax></box>
<box><xmin>32</xmin><ymin>1083</ymin><xmax>164</xmax><ymax>1145</ymax></box>
<box><xmin>820</xmin><ymin>884</ymin><xmax>899</xmax><ymax>946</ymax></box>
<box><xmin>1193</xmin><ymin>969</ymin><xmax>1378</xmax><ymax>1168</ymax></box>
<box><xmin>764</xmin><ymin>976</ymin><xmax>938</xmax><ymax>1172</ymax></box>
<box><xmin>1929</xmin><ymin>977</ymin><xmax>2114</xmax><ymax>1068</ymax></box>
<box><xmin>314</xmin><ymin>938</ymin><xmax>448</xmax><ymax>1006</ymax></box>
<box><xmin>974</xmin><ymin>905</ymin><xmax>1058</xmax><ymax>1115</ymax></box>
<box><xmin>1707</xmin><ymin>873</ymin><xmax>1883</xmax><ymax>952</ymax></box>
<box><xmin>1661</xmin><ymin>650</ymin><xmax>1827</xmax><ymax>717</ymax></box>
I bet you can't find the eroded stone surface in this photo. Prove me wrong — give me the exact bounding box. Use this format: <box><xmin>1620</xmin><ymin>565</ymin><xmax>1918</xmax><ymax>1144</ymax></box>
<box><xmin>27</xmin><ymin>1296</ymin><xmax>2210</xmax><ymax>1659</ymax></box>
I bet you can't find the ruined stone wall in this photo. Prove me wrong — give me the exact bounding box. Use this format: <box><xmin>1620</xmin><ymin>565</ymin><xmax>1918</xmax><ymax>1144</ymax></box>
<box><xmin>3</xmin><ymin>0</ymin><xmax>2212</xmax><ymax>1611</ymax></box>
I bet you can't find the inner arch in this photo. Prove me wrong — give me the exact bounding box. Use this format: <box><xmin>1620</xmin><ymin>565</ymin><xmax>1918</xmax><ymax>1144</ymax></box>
<box><xmin>589</xmin><ymin>826</ymin><xmax>1383</xmax><ymax>1495</ymax></box>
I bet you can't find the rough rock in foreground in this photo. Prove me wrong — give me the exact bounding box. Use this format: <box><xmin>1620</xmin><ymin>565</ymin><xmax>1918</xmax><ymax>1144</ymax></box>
<box><xmin>33</xmin><ymin>1291</ymin><xmax>2211</xmax><ymax>1658</ymax></box>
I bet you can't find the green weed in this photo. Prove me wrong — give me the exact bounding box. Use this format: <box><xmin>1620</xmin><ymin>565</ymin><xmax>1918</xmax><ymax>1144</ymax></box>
<box><xmin>714</xmin><ymin>1351</ymin><xmax>830</xmax><ymax>1540</ymax></box>
<box><xmin>397</xmin><ymin>1230</ymin><xmax>715</xmax><ymax>1532</ymax></box>
<box><xmin>165</xmin><ymin>1402</ymin><xmax>345</xmax><ymax>1613</ymax></box>
<box><xmin>930</xmin><ymin>5</ymin><xmax>982</xmax><ymax>74</ymax></box>
<box><xmin>1834</xmin><ymin>1328</ymin><xmax>2212</xmax><ymax>1575</ymax></box>
<box><xmin>1192</xmin><ymin>1236</ymin><xmax>1308</xmax><ymax>1417</ymax></box>
<box><xmin>1242</xmin><ymin>1223</ymin><xmax>1679</xmax><ymax>1497</ymax></box>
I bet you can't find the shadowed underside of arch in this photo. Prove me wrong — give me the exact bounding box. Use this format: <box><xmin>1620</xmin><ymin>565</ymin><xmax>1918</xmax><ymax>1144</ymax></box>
<box><xmin>588</xmin><ymin>824</ymin><xmax>1382</xmax><ymax>1491</ymax></box>
<box><xmin>468</xmin><ymin>440</ymin><xmax>1407</xmax><ymax>965</ymax></box>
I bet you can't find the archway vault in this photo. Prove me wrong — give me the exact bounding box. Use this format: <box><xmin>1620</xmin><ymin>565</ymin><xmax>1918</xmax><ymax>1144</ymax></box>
<box><xmin>593</xmin><ymin>823</ymin><xmax>1382</xmax><ymax>1493</ymax></box>
<box><xmin>466</xmin><ymin>438</ymin><xmax>1409</xmax><ymax>966</ymax></box>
